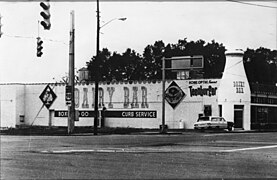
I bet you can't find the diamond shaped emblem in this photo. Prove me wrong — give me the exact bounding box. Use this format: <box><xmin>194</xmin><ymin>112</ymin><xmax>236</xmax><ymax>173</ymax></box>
<box><xmin>39</xmin><ymin>85</ymin><xmax>57</xmax><ymax>109</ymax></box>
<box><xmin>165</xmin><ymin>81</ymin><xmax>186</xmax><ymax>109</ymax></box>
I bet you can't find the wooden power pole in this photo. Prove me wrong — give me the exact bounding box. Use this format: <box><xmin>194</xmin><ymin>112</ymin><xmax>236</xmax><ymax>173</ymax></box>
<box><xmin>68</xmin><ymin>10</ymin><xmax>75</xmax><ymax>134</ymax></box>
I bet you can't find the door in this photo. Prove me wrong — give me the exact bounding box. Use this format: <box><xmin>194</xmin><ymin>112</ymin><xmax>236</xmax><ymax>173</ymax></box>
<box><xmin>234</xmin><ymin>105</ymin><xmax>244</xmax><ymax>128</ymax></box>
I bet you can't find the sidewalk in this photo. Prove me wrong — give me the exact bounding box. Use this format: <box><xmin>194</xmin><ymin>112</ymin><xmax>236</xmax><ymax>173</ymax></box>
<box><xmin>1</xmin><ymin>126</ymin><xmax>276</xmax><ymax>136</ymax></box>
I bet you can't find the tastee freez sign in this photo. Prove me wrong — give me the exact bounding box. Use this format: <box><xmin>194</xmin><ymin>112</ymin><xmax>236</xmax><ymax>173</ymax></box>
<box><xmin>188</xmin><ymin>80</ymin><xmax>218</xmax><ymax>97</ymax></box>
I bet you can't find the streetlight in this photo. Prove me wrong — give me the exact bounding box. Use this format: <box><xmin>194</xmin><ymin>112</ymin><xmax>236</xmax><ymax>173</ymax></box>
<box><xmin>100</xmin><ymin>17</ymin><xmax>127</xmax><ymax>29</ymax></box>
<box><xmin>94</xmin><ymin>0</ymin><xmax>126</xmax><ymax>135</ymax></box>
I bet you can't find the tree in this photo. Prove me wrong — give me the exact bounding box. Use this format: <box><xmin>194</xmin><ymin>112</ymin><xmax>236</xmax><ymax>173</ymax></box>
<box><xmin>86</xmin><ymin>48</ymin><xmax>112</xmax><ymax>82</ymax></box>
<box><xmin>143</xmin><ymin>39</ymin><xmax>226</xmax><ymax>80</ymax></box>
<box><xmin>243</xmin><ymin>47</ymin><xmax>277</xmax><ymax>85</ymax></box>
<box><xmin>87</xmin><ymin>48</ymin><xmax>142</xmax><ymax>82</ymax></box>
<box><xmin>141</xmin><ymin>41</ymin><xmax>165</xmax><ymax>80</ymax></box>
<box><xmin>86</xmin><ymin>40</ymin><xmax>276</xmax><ymax>85</ymax></box>
<box><xmin>202</xmin><ymin>40</ymin><xmax>226</xmax><ymax>78</ymax></box>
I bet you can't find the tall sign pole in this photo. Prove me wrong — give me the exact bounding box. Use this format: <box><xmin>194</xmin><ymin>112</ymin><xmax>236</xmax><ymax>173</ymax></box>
<box><xmin>68</xmin><ymin>10</ymin><xmax>75</xmax><ymax>134</ymax></box>
<box><xmin>94</xmin><ymin>0</ymin><xmax>100</xmax><ymax>135</ymax></box>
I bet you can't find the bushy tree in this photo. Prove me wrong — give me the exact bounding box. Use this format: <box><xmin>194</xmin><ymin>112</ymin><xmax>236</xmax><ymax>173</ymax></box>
<box><xmin>86</xmin><ymin>39</ymin><xmax>276</xmax><ymax>85</ymax></box>
<box><xmin>244</xmin><ymin>47</ymin><xmax>277</xmax><ymax>85</ymax></box>
<box><xmin>146</xmin><ymin>39</ymin><xmax>226</xmax><ymax>79</ymax></box>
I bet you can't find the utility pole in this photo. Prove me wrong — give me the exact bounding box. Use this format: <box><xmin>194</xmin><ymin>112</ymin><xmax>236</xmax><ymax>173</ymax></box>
<box><xmin>161</xmin><ymin>57</ymin><xmax>166</xmax><ymax>133</ymax></box>
<box><xmin>68</xmin><ymin>10</ymin><xmax>75</xmax><ymax>134</ymax></box>
<box><xmin>94</xmin><ymin>0</ymin><xmax>100</xmax><ymax>135</ymax></box>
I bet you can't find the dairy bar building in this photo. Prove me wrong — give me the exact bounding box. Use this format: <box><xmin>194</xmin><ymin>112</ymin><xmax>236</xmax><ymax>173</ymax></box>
<box><xmin>1</xmin><ymin>50</ymin><xmax>277</xmax><ymax>130</ymax></box>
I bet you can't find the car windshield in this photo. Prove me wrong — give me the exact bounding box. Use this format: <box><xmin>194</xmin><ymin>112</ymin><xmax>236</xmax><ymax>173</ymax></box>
<box><xmin>211</xmin><ymin>118</ymin><xmax>220</xmax><ymax>122</ymax></box>
<box><xmin>197</xmin><ymin>117</ymin><xmax>210</xmax><ymax>122</ymax></box>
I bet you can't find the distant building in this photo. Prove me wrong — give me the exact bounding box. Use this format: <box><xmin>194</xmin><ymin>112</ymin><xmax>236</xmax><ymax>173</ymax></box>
<box><xmin>78</xmin><ymin>67</ymin><xmax>89</xmax><ymax>83</ymax></box>
<box><xmin>1</xmin><ymin>50</ymin><xmax>277</xmax><ymax>130</ymax></box>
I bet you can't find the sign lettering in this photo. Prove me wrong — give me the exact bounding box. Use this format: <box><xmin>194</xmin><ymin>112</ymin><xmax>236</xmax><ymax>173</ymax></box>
<box><xmin>54</xmin><ymin>110</ymin><xmax>157</xmax><ymax>118</ymax></box>
<box><xmin>233</xmin><ymin>81</ymin><xmax>245</xmax><ymax>93</ymax></box>
<box><xmin>189</xmin><ymin>85</ymin><xmax>217</xmax><ymax>97</ymax></box>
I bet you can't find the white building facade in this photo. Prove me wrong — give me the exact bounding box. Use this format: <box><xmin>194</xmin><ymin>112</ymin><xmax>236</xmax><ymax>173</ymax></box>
<box><xmin>0</xmin><ymin>50</ymin><xmax>255</xmax><ymax>130</ymax></box>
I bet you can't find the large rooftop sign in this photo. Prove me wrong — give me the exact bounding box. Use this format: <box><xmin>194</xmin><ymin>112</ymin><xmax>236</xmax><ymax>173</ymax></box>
<box><xmin>165</xmin><ymin>55</ymin><xmax>204</xmax><ymax>70</ymax></box>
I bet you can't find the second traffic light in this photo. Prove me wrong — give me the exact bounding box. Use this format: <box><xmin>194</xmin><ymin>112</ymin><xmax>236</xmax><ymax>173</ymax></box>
<box><xmin>40</xmin><ymin>1</ymin><xmax>51</xmax><ymax>30</ymax></box>
<box><xmin>37</xmin><ymin>37</ymin><xmax>43</xmax><ymax>57</ymax></box>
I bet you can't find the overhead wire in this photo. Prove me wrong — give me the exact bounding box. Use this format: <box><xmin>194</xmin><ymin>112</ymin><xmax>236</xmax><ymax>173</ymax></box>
<box><xmin>3</xmin><ymin>34</ymin><xmax>68</xmax><ymax>45</ymax></box>
<box><xmin>226</xmin><ymin>0</ymin><xmax>277</xmax><ymax>9</ymax></box>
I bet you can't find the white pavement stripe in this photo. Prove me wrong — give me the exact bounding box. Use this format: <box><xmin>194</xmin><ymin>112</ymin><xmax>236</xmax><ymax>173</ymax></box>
<box><xmin>216</xmin><ymin>140</ymin><xmax>275</xmax><ymax>145</ymax></box>
<box><xmin>39</xmin><ymin>144</ymin><xmax>277</xmax><ymax>154</ymax></box>
<box><xmin>40</xmin><ymin>148</ymin><xmax>179</xmax><ymax>154</ymax></box>
<box><xmin>203</xmin><ymin>132</ymin><xmax>274</xmax><ymax>137</ymax></box>
<box><xmin>220</xmin><ymin>145</ymin><xmax>277</xmax><ymax>152</ymax></box>
<box><xmin>40</xmin><ymin>148</ymin><xmax>125</xmax><ymax>153</ymax></box>
<box><xmin>41</xmin><ymin>149</ymin><xmax>152</xmax><ymax>154</ymax></box>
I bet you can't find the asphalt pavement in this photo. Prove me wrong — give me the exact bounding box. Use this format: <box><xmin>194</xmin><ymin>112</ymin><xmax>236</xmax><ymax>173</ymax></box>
<box><xmin>1</xmin><ymin>131</ymin><xmax>277</xmax><ymax>179</ymax></box>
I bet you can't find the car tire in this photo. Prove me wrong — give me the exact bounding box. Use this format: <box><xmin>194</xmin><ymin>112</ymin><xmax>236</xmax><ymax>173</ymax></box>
<box><xmin>228</xmin><ymin>126</ymin><xmax>232</xmax><ymax>131</ymax></box>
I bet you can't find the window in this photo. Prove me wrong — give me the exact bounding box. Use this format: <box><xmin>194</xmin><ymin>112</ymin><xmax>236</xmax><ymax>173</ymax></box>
<box><xmin>19</xmin><ymin>115</ymin><xmax>25</xmax><ymax>122</ymax></box>
<box><xmin>198</xmin><ymin>116</ymin><xmax>209</xmax><ymax>122</ymax></box>
<box><xmin>257</xmin><ymin>107</ymin><xmax>268</xmax><ymax>123</ymax></box>
<box><xmin>219</xmin><ymin>105</ymin><xmax>222</xmax><ymax>117</ymax></box>
<box><xmin>211</xmin><ymin>118</ymin><xmax>219</xmax><ymax>122</ymax></box>
<box><xmin>204</xmin><ymin>105</ymin><xmax>212</xmax><ymax>116</ymax></box>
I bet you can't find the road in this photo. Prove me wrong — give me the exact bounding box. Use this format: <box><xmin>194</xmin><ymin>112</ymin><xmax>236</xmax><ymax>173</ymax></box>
<box><xmin>1</xmin><ymin>131</ymin><xmax>277</xmax><ymax>179</ymax></box>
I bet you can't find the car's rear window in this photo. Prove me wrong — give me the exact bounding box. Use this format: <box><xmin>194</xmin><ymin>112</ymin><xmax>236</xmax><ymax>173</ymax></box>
<box><xmin>197</xmin><ymin>117</ymin><xmax>209</xmax><ymax>121</ymax></box>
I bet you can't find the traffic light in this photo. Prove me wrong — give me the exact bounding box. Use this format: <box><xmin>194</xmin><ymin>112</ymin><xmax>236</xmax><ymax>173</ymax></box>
<box><xmin>0</xmin><ymin>14</ymin><xmax>2</xmax><ymax>38</ymax></box>
<box><xmin>37</xmin><ymin>37</ymin><xmax>43</xmax><ymax>57</ymax></box>
<box><xmin>40</xmin><ymin>1</ymin><xmax>51</xmax><ymax>30</ymax></box>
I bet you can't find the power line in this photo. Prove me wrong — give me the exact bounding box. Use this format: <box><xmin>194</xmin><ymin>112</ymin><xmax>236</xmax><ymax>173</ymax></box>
<box><xmin>3</xmin><ymin>34</ymin><xmax>68</xmax><ymax>45</ymax></box>
<box><xmin>226</xmin><ymin>0</ymin><xmax>277</xmax><ymax>9</ymax></box>
<box><xmin>4</xmin><ymin>34</ymin><xmax>35</xmax><ymax>39</ymax></box>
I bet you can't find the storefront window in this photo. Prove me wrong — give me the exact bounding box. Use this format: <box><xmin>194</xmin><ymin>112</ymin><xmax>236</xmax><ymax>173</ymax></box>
<box><xmin>257</xmin><ymin>107</ymin><xmax>268</xmax><ymax>124</ymax></box>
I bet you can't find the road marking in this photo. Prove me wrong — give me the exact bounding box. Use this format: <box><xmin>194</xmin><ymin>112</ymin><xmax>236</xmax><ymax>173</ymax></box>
<box><xmin>220</xmin><ymin>145</ymin><xmax>277</xmax><ymax>152</ymax></box>
<box><xmin>203</xmin><ymin>132</ymin><xmax>274</xmax><ymax>137</ymax></box>
<box><xmin>203</xmin><ymin>133</ymin><xmax>239</xmax><ymax>136</ymax></box>
<box><xmin>40</xmin><ymin>148</ymin><xmax>124</xmax><ymax>153</ymax></box>
<box><xmin>39</xmin><ymin>144</ymin><xmax>277</xmax><ymax>154</ymax></box>
<box><xmin>216</xmin><ymin>140</ymin><xmax>276</xmax><ymax>145</ymax></box>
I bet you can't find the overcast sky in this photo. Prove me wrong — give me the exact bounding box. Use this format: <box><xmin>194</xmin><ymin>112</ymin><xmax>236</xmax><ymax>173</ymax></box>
<box><xmin>0</xmin><ymin>1</ymin><xmax>276</xmax><ymax>83</ymax></box>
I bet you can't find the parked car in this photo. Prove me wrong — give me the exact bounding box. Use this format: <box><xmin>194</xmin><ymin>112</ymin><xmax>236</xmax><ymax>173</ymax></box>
<box><xmin>194</xmin><ymin>116</ymin><xmax>234</xmax><ymax>131</ymax></box>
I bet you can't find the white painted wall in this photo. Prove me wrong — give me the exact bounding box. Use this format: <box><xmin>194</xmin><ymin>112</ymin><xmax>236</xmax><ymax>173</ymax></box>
<box><xmin>0</xmin><ymin>85</ymin><xmax>16</xmax><ymax>128</ymax></box>
<box><xmin>0</xmin><ymin>79</ymin><xmax>220</xmax><ymax>129</ymax></box>
<box><xmin>0</xmin><ymin>84</ymin><xmax>25</xmax><ymax>128</ymax></box>
<box><xmin>218</xmin><ymin>50</ymin><xmax>251</xmax><ymax>130</ymax></box>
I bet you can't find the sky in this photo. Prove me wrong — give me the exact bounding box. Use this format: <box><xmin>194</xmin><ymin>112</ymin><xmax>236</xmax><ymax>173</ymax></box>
<box><xmin>0</xmin><ymin>1</ymin><xmax>276</xmax><ymax>83</ymax></box>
